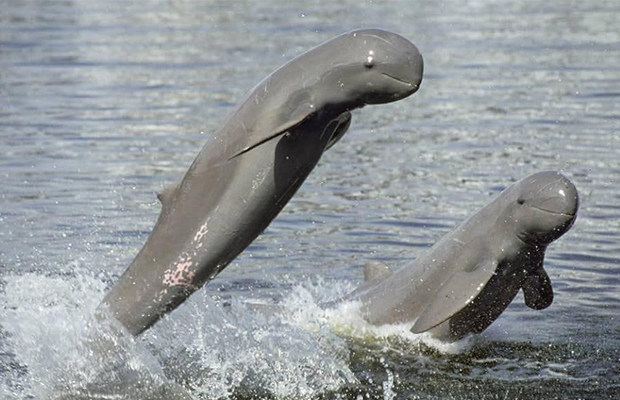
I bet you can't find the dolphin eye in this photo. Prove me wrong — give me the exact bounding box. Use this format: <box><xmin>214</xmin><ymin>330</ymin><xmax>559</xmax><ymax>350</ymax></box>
<box><xmin>364</xmin><ymin>56</ymin><xmax>374</xmax><ymax>69</ymax></box>
<box><xmin>517</xmin><ymin>199</ymin><xmax>525</xmax><ymax>205</ymax></box>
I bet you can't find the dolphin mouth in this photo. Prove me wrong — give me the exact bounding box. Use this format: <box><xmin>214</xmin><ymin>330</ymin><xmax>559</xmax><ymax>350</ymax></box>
<box><xmin>530</xmin><ymin>205</ymin><xmax>576</xmax><ymax>217</ymax></box>
<box><xmin>381</xmin><ymin>72</ymin><xmax>417</xmax><ymax>89</ymax></box>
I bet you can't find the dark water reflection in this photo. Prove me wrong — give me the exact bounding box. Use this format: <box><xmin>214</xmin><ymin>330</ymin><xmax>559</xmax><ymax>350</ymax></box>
<box><xmin>1</xmin><ymin>0</ymin><xmax>619</xmax><ymax>399</ymax></box>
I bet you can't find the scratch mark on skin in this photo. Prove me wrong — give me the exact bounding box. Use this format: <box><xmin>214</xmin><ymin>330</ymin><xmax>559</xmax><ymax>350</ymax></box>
<box><xmin>360</xmin><ymin>33</ymin><xmax>394</xmax><ymax>46</ymax></box>
<box><xmin>154</xmin><ymin>288</ymin><xmax>169</xmax><ymax>303</ymax></box>
<box><xmin>194</xmin><ymin>220</ymin><xmax>209</xmax><ymax>243</ymax></box>
<box><xmin>264</xmin><ymin>76</ymin><xmax>271</xmax><ymax>94</ymax></box>
<box><xmin>251</xmin><ymin>168</ymin><xmax>269</xmax><ymax>191</ymax></box>
<box><xmin>255</xmin><ymin>78</ymin><xmax>271</xmax><ymax>104</ymax></box>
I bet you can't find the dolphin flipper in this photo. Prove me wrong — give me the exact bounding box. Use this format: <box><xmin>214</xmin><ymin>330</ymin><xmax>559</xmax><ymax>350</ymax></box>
<box><xmin>364</xmin><ymin>261</ymin><xmax>393</xmax><ymax>282</ymax></box>
<box><xmin>411</xmin><ymin>260</ymin><xmax>498</xmax><ymax>333</ymax></box>
<box><xmin>228</xmin><ymin>102</ymin><xmax>316</xmax><ymax>160</ymax></box>
<box><xmin>522</xmin><ymin>267</ymin><xmax>553</xmax><ymax>310</ymax></box>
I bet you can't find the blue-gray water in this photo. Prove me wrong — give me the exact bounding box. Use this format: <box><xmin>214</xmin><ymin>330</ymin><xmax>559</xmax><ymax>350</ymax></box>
<box><xmin>1</xmin><ymin>0</ymin><xmax>619</xmax><ymax>399</ymax></box>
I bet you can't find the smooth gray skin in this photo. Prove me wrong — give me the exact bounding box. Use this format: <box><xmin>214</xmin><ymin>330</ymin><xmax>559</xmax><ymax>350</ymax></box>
<box><xmin>99</xmin><ymin>29</ymin><xmax>424</xmax><ymax>336</ymax></box>
<box><xmin>341</xmin><ymin>171</ymin><xmax>579</xmax><ymax>341</ymax></box>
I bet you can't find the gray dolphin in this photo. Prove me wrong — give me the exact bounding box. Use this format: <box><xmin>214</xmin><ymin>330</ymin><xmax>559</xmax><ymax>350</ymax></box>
<box><xmin>99</xmin><ymin>29</ymin><xmax>424</xmax><ymax>336</ymax></box>
<box><xmin>339</xmin><ymin>171</ymin><xmax>578</xmax><ymax>341</ymax></box>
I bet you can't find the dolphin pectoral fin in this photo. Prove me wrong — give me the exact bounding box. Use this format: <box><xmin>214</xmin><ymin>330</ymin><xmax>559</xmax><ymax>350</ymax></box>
<box><xmin>522</xmin><ymin>267</ymin><xmax>553</xmax><ymax>310</ymax></box>
<box><xmin>324</xmin><ymin>112</ymin><xmax>352</xmax><ymax>151</ymax></box>
<box><xmin>411</xmin><ymin>260</ymin><xmax>497</xmax><ymax>334</ymax></box>
<box><xmin>228</xmin><ymin>102</ymin><xmax>316</xmax><ymax>160</ymax></box>
<box><xmin>363</xmin><ymin>261</ymin><xmax>393</xmax><ymax>282</ymax></box>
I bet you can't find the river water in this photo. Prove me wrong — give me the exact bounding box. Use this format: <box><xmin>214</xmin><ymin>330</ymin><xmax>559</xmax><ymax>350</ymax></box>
<box><xmin>1</xmin><ymin>0</ymin><xmax>619</xmax><ymax>399</ymax></box>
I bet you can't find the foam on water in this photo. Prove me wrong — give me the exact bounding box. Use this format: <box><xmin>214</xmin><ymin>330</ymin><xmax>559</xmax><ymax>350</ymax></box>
<box><xmin>0</xmin><ymin>270</ymin><xmax>479</xmax><ymax>399</ymax></box>
<box><xmin>0</xmin><ymin>271</ymin><xmax>185</xmax><ymax>399</ymax></box>
<box><xmin>279</xmin><ymin>281</ymin><xmax>477</xmax><ymax>355</ymax></box>
<box><xmin>144</xmin><ymin>285</ymin><xmax>359</xmax><ymax>399</ymax></box>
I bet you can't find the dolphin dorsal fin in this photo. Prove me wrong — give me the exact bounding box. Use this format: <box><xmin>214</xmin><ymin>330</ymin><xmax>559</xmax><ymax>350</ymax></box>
<box><xmin>411</xmin><ymin>259</ymin><xmax>498</xmax><ymax>334</ymax></box>
<box><xmin>364</xmin><ymin>261</ymin><xmax>393</xmax><ymax>282</ymax></box>
<box><xmin>522</xmin><ymin>267</ymin><xmax>553</xmax><ymax>310</ymax></box>
<box><xmin>157</xmin><ymin>180</ymin><xmax>181</xmax><ymax>207</ymax></box>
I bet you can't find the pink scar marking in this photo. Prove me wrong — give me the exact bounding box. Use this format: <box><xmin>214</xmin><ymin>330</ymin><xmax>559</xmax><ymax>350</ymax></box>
<box><xmin>163</xmin><ymin>260</ymin><xmax>198</xmax><ymax>289</ymax></box>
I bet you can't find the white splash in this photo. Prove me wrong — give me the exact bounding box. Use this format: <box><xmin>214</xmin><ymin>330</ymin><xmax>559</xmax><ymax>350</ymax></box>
<box><xmin>0</xmin><ymin>271</ymin><xmax>475</xmax><ymax>400</ymax></box>
<box><xmin>277</xmin><ymin>280</ymin><xmax>477</xmax><ymax>355</ymax></box>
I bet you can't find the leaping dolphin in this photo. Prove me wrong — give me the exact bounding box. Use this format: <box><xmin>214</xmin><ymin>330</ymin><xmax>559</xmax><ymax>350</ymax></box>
<box><xmin>338</xmin><ymin>171</ymin><xmax>579</xmax><ymax>341</ymax></box>
<box><xmin>99</xmin><ymin>29</ymin><xmax>424</xmax><ymax>336</ymax></box>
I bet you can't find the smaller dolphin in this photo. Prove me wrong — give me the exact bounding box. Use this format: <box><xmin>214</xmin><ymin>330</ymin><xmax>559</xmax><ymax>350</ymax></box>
<box><xmin>339</xmin><ymin>171</ymin><xmax>579</xmax><ymax>341</ymax></box>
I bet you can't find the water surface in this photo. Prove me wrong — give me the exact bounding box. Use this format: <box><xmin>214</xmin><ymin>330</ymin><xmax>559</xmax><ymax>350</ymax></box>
<box><xmin>1</xmin><ymin>1</ymin><xmax>619</xmax><ymax>399</ymax></box>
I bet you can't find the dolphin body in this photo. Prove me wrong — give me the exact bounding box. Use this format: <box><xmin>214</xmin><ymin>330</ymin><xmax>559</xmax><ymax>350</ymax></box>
<box><xmin>100</xmin><ymin>29</ymin><xmax>424</xmax><ymax>336</ymax></box>
<box><xmin>340</xmin><ymin>171</ymin><xmax>579</xmax><ymax>341</ymax></box>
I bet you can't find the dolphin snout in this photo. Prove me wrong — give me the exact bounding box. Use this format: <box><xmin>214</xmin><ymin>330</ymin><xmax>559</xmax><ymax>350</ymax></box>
<box><xmin>400</xmin><ymin>45</ymin><xmax>424</xmax><ymax>93</ymax></box>
<box><xmin>528</xmin><ymin>172</ymin><xmax>579</xmax><ymax>217</ymax></box>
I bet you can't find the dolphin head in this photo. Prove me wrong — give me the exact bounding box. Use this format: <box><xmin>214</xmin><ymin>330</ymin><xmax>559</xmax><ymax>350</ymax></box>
<box><xmin>506</xmin><ymin>171</ymin><xmax>579</xmax><ymax>245</ymax></box>
<box><xmin>318</xmin><ymin>29</ymin><xmax>423</xmax><ymax>107</ymax></box>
